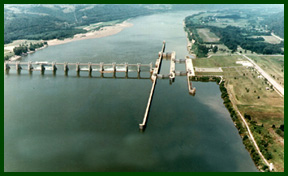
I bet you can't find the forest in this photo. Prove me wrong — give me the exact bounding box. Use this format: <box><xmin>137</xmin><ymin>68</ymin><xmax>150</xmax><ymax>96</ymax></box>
<box><xmin>4</xmin><ymin>4</ymin><xmax>165</xmax><ymax>44</ymax></box>
<box><xmin>210</xmin><ymin>26</ymin><xmax>284</xmax><ymax>54</ymax></box>
<box><xmin>184</xmin><ymin>9</ymin><xmax>284</xmax><ymax>56</ymax></box>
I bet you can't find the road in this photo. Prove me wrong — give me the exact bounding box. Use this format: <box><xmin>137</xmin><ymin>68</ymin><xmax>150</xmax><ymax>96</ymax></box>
<box><xmin>227</xmin><ymin>85</ymin><xmax>273</xmax><ymax>171</ymax></box>
<box><xmin>238</xmin><ymin>53</ymin><xmax>284</xmax><ymax>96</ymax></box>
<box><xmin>271</xmin><ymin>32</ymin><xmax>284</xmax><ymax>41</ymax></box>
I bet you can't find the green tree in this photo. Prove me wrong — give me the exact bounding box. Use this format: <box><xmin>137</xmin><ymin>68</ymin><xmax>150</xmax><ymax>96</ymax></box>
<box><xmin>212</xmin><ymin>45</ymin><xmax>218</xmax><ymax>53</ymax></box>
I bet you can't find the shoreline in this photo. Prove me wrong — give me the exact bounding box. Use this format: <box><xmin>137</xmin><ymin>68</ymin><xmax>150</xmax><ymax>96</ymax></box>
<box><xmin>4</xmin><ymin>20</ymin><xmax>133</xmax><ymax>61</ymax></box>
<box><xmin>47</xmin><ymin>20</ymin><xmax>133</xmax><ymax>46</ymax></box>
<box><xmin>7</xmin><ymin>45</ymin><xmax>48</xmax><ymax>61</ymax></box>
<box><xmin>183</xmin><ymin>21</ymin><xmax>196</xmax><ymax>58</ymax></box>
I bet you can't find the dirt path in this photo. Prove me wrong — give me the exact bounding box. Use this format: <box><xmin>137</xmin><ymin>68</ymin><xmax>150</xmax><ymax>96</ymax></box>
<box><xmin>227</xmin><ymin>85</ymin><xmax>272</xmax><ymax>171</ymax></box>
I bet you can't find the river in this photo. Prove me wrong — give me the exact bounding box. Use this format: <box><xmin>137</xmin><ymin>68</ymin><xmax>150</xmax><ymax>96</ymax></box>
<box><xmin>4</xmin><ymin>10</ymin><xmax>258</xmax><ymax>172</ymax></box>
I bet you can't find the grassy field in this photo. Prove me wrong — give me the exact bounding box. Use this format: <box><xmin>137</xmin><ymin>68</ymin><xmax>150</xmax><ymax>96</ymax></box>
<box><xmin>207</xmin><ymin>18</ymin><xmax>249</xmax><ymax>28</ymax></box>
<box><xmin>189</xmin><ymin>12</ymin><xmax>250</xmax><ymax>28</ymax></box>
<box><xmin>4</xmin><ymin>49</ymin><xmax>14</xmax><ymax>58</ymax></box>
<box><xmin>4</xmin><ymin>39</ymin><xmax>40</xmax><ymax>47</ymax></box>
<box><xmin>223</xmin><ymin>66</ymin><xmax>284</xmax><ymax>171</ymax></box>
<box><xmin>193</xmin><ymin>55</ymin><xmax>244</xmax><ymax>67</ymax></box>
<box><xmin>4</xmin><ymin>39</ymin><xmax>43</xmax><ymax>59</ymax></box>
<box><xmin>79</xmin><ymin>20</ymin><xmax>124</xmax><ymax>31</ymax></box>
<box><xmin>248</xmin><ymin>55</ymin><xmax>284</xmax><ymax>86</ymax></box>
<box><xmin>197</xmin><ymin>28</ymin><xmax>220</xmax><ymax>43</ymax></box>
<box><xmin>193</xmin><ymin>55</ymin><xmax>284</xmax><ymax>171</ymax></box>
<box><xmin>207</xmin><ymin>44</ymin><xmax>231</xmax><ymax>55</ymax></box>
<box><xmin>194</xmin><ymin>72</ymin><xmax>223</xmax><ymax>76</ymax></box>
<box><xmin>261</xmin><ymin>35</ymin><xmax>282</xmax><ymax>44</ymax></box>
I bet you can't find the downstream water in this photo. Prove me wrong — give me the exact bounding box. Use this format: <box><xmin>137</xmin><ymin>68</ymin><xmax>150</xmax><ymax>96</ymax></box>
<box><xmin>4</xmin><ymin>11</ymin><xmax>258</xmax><ymax>172</ymax></box>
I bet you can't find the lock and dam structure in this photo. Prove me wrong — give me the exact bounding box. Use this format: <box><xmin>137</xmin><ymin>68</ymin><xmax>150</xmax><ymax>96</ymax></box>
<box><xmin>4</xmin><ymin>41</ymin><xmax>196</xmax><ymax>131</ymax></box>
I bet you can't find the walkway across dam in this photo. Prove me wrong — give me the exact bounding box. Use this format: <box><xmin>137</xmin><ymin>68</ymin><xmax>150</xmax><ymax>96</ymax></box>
<box><xmin>4</xmin><ymin>42</ymin><xmax>196</xmax><ymax>131</ymax></box>
<box><xmin>139</xmin><ymin>41</ymin><xmax>165</xmax><ymax>130</ymax></box>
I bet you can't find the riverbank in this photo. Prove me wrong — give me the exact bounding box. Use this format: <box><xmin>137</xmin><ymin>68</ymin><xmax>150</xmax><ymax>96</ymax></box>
<box><xmin>183</xmin><ymin>21</ymin><xmax>196</xmax><ymax>58</ymax></box>
<box><xmin>6</xmin><ymin>45</ymin><xmax>48</xmax><ymax>61</ymax></box>
<box><xmin>4</xmin><ymin>20</ymin><xmax>133</xmax><ymax>61</ymax></box>
<box><xmin>47</xmin><ymin>20</ymin><xmax>133</xmax><ymax>46</ymax></box>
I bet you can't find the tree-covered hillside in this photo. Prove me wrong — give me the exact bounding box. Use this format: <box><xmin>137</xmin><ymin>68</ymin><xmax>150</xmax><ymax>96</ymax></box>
<box><xmin>4</xmin><ymin>4</ymin><xmax>168</xmax><ymax>44</ymax></box>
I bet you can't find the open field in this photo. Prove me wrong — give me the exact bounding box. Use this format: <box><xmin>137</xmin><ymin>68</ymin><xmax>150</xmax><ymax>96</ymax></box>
<box><xmin>251</xmin><ymin>35</ymin><xmax>282</xmax><ymax>44</ymax></box>
<box><xmin>207</xmin><ymin>18</ymin><xmax>249</xmax><ymax>28</ymax></box>
<box><xmin>222</xmin><ymin>65</ymin><xmax>284</xmax><ymax>172</ymax></box>
<box><xmin>207</xmin><ymin>44</ymin><xmax>231</xmax><ymax>55</ymax></box>
<box><xmin>261</xmin><ymin>35</ymin><xmax>282</xmax><ymax>44</ymax></box>
<box><xmin>248</xmin><ymin>55</ymin><xmax>284</xmax><ymax>86</ymax></box>
<box><xmin>223</xmin><ymin>67</ymin><xmax>283</xmax><ymax>107</ymax></box>
<box><xmin>4</xmin><ymin>49</ymin><xmax>14</xmax><ymax>58</ymax></box>
<box><xmin>197</xmin><ymin>28</ymin><xmax>220</xmax><ymax>43</ymax></box>
<box><xmin>193</xmin><ymin>55</ymin><xmax>245</xmax><ymax>67</ymax></box>
<box><xmin>189</xmin><ymin>12</ymin><xmax>250</xmax><ymax>28</ymax></box>
<box><xmin>4</xmin><ymin>39</ymin><xmax>40</xmax><ymax>48</ymax></box>
<box><xmin>77</xmin><ymin>20</ymin><xmax>124</xmax><ymax>31</ymax></box>
<box><xmin>194</xmin><ymin>72</ymin><xmax>223</xmax><ymax>76</ymax></box>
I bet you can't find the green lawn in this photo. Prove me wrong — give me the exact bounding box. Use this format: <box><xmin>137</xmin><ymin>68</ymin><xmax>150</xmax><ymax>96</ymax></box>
<box><xmin>197</xmin><ymin>28</ymin><xmax>220</xmax><ymax>43</ymax></box>
<box><xmin>193</xmin><ymin>55</ymin><xmax>243</xmax><ymax>67</ymax></box>
<box><xmin>81</xmin><ymin>20</ymin><xmax>124</xmax><ymax>31</ymax></box>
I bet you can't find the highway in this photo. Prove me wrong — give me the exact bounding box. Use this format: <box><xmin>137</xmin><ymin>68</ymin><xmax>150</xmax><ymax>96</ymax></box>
<box><xmin>238</xmin><ymin>53</ymin><xmax>284</xmax><ymax>96</ymax></box>
<box><xmin>271</xmin><ymin>32</ymin><xmax>284</xmax><ymax>41</ymax></box>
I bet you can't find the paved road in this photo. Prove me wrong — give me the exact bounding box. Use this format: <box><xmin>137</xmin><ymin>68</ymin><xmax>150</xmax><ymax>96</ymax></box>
<box><xmin>238</xmin><ymin>53</ymin><xmax>284</xmax><ymax>96</ymax></box>
<box><xmin>271</xmin><ymin>32</ymin><xmax>284</xmax><ymax>41</ymax></box>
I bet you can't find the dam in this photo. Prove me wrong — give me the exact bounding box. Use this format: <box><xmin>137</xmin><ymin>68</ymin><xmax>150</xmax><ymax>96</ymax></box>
<box><xmin>4</xmin><ymin>42</ymin><xmax>196</xmax><ymax>130</ymax></box>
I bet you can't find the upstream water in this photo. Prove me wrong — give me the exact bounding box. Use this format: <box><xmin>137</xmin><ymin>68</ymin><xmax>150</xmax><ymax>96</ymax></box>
<box><xmin>4</xmin><ymin>11</ymin><xmax>258</xmax><ymax>172</ymax></box>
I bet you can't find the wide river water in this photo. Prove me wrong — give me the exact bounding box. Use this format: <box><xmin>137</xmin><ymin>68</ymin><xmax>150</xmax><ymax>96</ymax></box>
<box><xmin>4</xmin><ymin>11</ymin><xmax>258</xmax><ymax>172</ymax></box>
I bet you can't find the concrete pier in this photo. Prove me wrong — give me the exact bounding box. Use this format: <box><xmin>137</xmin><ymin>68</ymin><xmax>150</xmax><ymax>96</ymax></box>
<box><xmin>185</xmin><ymin>56</ymin><xmax>196</xmax><ymax>95</ymax></box>
<box><xmin>15</xmin><ymin>62</ymin><xmax>21</xmax><ymax>71</ymax></box>
<box><xmin>52</xmin><ymin>62</ymin><xmax>57</xmax><ymax>72</ymax></box>
<box><xmin>112</xmin><ymin>62</ymin><xmax>116</xmax><ymax>72</ymax></box>
<box><xmin>137</xmin><ymin>63</ymin><xmax>141</xmax><ymax>73</ymax></box>
<box><xmin>100</xmin><ymin>62</ymin><xmax>104</xmax><ymax>72</ymax></box>
<box><xmin>139</xmin><ymin>41</ymin><xmax>165</xmax><ymax>130</ymax></box>
<box><xmin>169</xmin><ymin>51</ymin><xmax>176</xmax><ymax>82</ymax></box>
<box><xmin>125</xmin><ymin>63</ymin><xmax>128</xmax><ymax>72</ymax></box>
<box><xmin>4</xmin><ymin>62</ymin><xmax>10</xmax><ymax>71</ymax></box>
<box><xmin>64</xmin><ymin>62</ymin><xmax>69</xmax><ymax>72</ymax></box>
<box><xmin>76</xmin><ymin>62</ymin><xmax>80</xmax><ymax>72</ymax></box>
<box><xmin>28</xmin><ymin>61</ymin><xmax>33</xmax><ymax>71</ymax></box>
